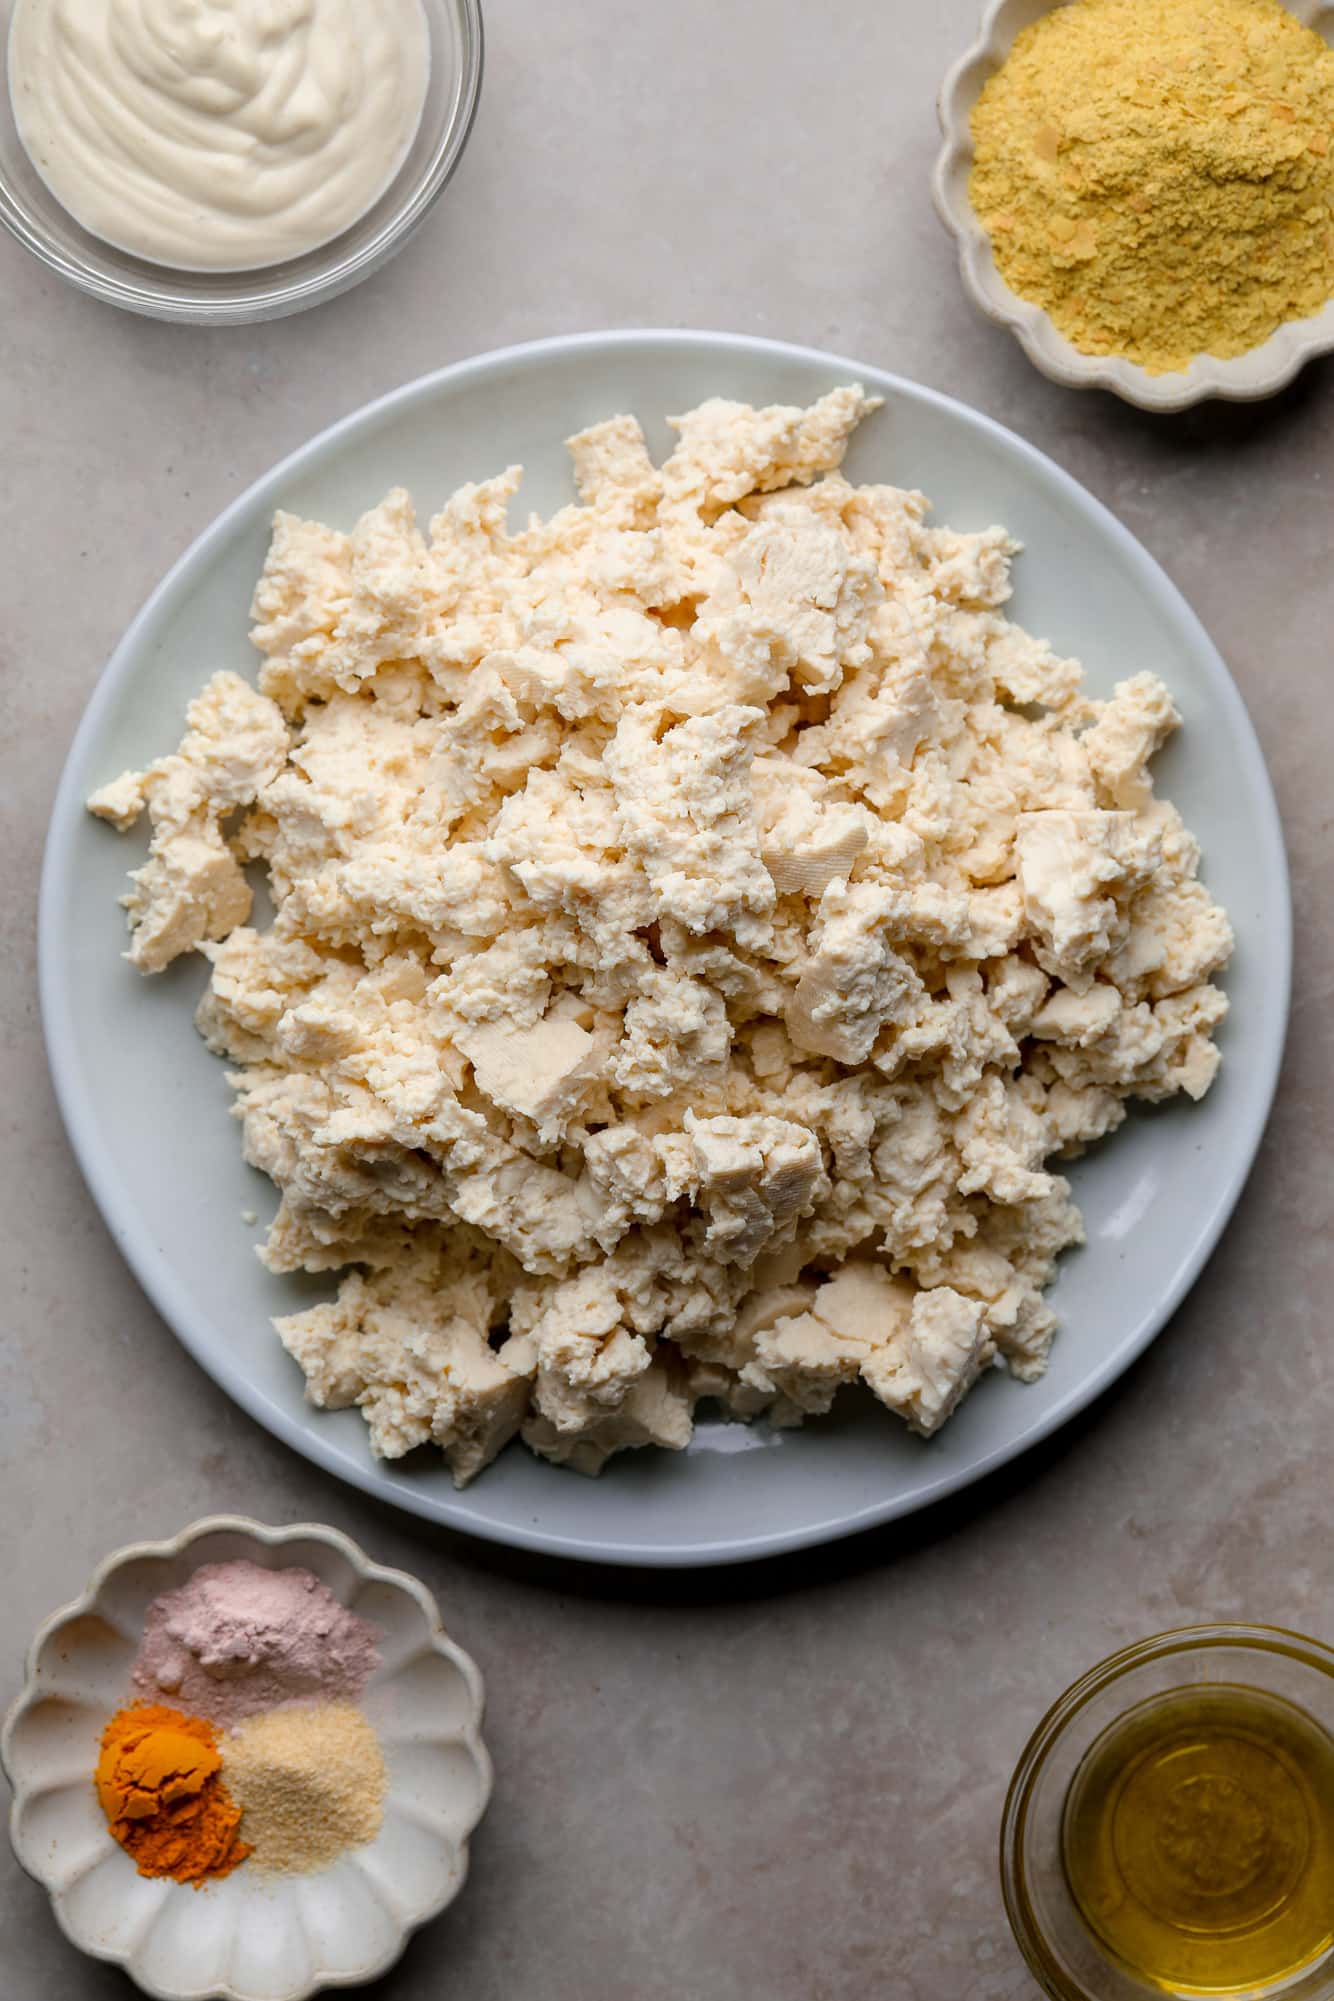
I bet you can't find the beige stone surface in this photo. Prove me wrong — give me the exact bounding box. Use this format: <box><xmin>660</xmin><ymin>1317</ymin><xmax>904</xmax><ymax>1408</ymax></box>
<box><xmin>2</xmin><ymin>2</ymin><xmax>1331</xmax><ymax>1995</ymax></box>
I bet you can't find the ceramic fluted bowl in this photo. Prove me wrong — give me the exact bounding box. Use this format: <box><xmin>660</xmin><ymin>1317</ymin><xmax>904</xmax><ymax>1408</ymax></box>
<box><xmin>1</xmin><ymin>1517</ymin><xmax>492</xmax><ymax>2001</ymax></box>
<box><xmin>933</xmin><ymin>0</ymin><xmax>1334</xmax><ymax>410</ymax></box>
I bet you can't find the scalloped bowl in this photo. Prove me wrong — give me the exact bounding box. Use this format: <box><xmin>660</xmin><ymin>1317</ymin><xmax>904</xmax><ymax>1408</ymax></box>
<box><xmin>934</xmin><ymin>0</ymin><xmax>1334</xmax><ymax>410</ymax></box>
<box><xmin>1</xmin><ymin>1518</ymin><xmax>492</xmax><ymax>2001</ymax></box>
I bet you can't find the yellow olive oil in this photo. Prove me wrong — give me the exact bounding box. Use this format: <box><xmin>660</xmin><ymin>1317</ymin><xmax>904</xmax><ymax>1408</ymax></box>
<box><xmin>1062</xmin><ymin>1684</ymin><xmax>1334</xmax><ymax>1995</ymax></box>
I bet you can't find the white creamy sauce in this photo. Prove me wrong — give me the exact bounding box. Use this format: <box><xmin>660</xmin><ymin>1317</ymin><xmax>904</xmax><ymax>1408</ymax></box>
<box><xmin>8</xmin><ymin>0</ymin><xmax>431</xmax><ymax>271</ymax></box>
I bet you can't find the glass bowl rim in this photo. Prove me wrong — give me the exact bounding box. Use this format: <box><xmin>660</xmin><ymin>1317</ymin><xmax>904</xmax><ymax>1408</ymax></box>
<box><xmin>0</xmin><ymin>0</ymin><xmax>484</xmax><ymax>324</ymax></box>
<box><xmin>1000</xmin><ymin>1623</ymin><xmax>1334</xmax><ymax>2000</ymax></box>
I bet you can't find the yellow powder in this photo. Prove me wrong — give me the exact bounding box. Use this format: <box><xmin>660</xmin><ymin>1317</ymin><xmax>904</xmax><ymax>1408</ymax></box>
<box><xmin>225</xmin><ymin>1703</ymin><xmax>387</xmax><ymax>1875</ymax></box>
<box><xmin>969</xmin><ymin>0</ymin><xmax>1334</xmax><ymax>373</ymax></box>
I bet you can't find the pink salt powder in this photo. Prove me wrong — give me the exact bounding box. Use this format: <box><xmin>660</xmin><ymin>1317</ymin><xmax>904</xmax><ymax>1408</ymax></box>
<box><xmin>131</xmin><ymin>1560</ymin><xmax>380</xmax><ymax>1728</ymax></box>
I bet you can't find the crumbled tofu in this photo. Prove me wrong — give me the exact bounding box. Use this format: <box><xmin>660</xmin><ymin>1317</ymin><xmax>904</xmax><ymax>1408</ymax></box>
<box><xmin>810</xmin><ymin>1260</ymin><xmax>915</xmax><ymax>1346</ymax></box>
<box><xmin>89</xmin><ymin>389</ymin><xmax>1231</xmax><ymax>1482</ymax></box>
<box><xmin>1083</xmin><ymin>673</ymin><xmax>1180</xmax><ymax>807</ymax></box>
<box><xmin>787</xmin><ymin>881</ymin><xmax>923</xmax><ymax>1063</ymax></box>
<box><xmin>755</xmin><ymin>773</ymin><xmax>872</xmax><ymax>898</ymax></box>
<box><xmin>273</xmin><ymin>1232</ymin><xmax>527</xmax><ymax>1485</ymax></box>
<box><xmin>1014</xmin><ymin>810</ymin><xmax>1161</xmax><ymax>989</ymax></box>
<box><xmin>92</xmin><ymin>672</ymin><xmax>288</xmax><ymax>972</ymax></box>
<box><xmin>523</xmin><ymin>1354</ymin><xmax>694</xmax><ymax>1476</ymax></box>
<box><xmin>455</xmin><ymin>1015</ymin><xmax>596</xmax><ymax>1144</ymax></box>
<box><xmin>861</xmin><ymin>1287</ymin><xmax>993</xmax><ymax>1436</ymax></box>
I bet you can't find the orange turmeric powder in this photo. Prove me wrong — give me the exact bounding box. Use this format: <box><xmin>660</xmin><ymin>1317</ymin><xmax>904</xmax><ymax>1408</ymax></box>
<box><xmin>96</xmin><ymin>1703</ymin><xmax>249</xmax><ymax>1886</ymax></box>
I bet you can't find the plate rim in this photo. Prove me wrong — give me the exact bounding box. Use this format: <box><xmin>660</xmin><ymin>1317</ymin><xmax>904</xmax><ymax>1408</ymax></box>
<box><xmin>37</xmin><ymin>327</ymin><xmax>1292</xmax><ymax>1568</ymax></box>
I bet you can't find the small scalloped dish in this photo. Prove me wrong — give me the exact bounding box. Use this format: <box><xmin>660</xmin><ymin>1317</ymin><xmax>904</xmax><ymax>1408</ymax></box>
<box><xmin>1</xmin><ymin>1517</ymin><xmax>492</xmax><ymax>2001</ymax></box>
<box><xmin>934</xmin><ymin>0</ymin><xmax>1334</xmax><ymax>410</ymax></box>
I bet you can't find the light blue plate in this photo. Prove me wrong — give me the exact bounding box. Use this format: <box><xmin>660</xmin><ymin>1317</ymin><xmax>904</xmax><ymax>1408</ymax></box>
<box><xmin>39</xmin><ymin>331</ymin><xmax>1290</xmax><ymax>1566</ymax></box>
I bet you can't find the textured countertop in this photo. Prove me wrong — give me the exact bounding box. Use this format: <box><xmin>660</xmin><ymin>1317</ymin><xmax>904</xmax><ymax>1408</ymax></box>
<box><xmin>4</xmin><ymin>2</ymin><xmax>1331</xmax><ymax>1996</ymax></box>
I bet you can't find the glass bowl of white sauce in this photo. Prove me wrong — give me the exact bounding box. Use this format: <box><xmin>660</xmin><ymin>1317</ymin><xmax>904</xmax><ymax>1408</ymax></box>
<box><xmin>0</xmin><ymin>0</ymin><xmax>482</xmax><ymax>324</ymax></box>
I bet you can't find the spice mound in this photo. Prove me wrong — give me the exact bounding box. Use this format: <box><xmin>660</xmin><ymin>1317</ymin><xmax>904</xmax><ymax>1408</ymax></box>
<box><xmin>96</xmin><ymin>1704</ymin><xmax>249</xmax><ymax>1886</ymax></box>
<box><xmin>225</xmin><ymin>1702</ymin><xmax>388</xmax><ymax>1874</ymax></box>
<box><xmin>88</xmin><ymin>386</ymin><xmax>1233</xmax><ymax>1484</ymax></box>
<box><xmin>969</xmin><ymin>0</ymin><xmax>1334</xmax><ymax>374</ymax></box>
<box><xmin>96</xmin><ymin>1560</ymin><xmax>393</xmax><ymax>1886</ymax></box>
<box><xmin>133</xmin><ymin>1559</ymin><xmax>380</xmax><ymax>1726</ymax></box>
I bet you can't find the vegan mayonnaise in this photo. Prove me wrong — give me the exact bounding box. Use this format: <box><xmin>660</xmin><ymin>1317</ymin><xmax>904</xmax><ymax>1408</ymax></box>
<box><xmin>8</xmin><ymin>0</ymin><xmax>431</xmax><ymax>271</ymax></box>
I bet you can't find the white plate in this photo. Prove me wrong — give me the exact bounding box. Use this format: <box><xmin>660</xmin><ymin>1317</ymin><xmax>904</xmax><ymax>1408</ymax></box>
<box><xmin>40</xmin><ymin>330</ymin><xmax>1290</xmax><ymax>1568</ymax></box>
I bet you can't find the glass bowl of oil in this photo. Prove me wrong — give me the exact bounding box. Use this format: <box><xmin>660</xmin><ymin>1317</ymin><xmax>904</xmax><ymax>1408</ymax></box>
<box><xmin>1002</xmin><ymin>1626</ymin><xmax>1334</xmax><ymax>2000</ymax></box>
